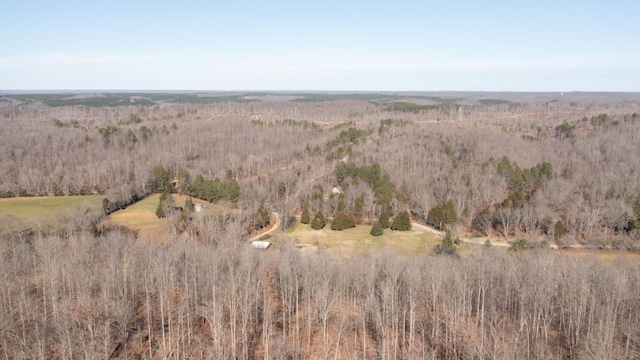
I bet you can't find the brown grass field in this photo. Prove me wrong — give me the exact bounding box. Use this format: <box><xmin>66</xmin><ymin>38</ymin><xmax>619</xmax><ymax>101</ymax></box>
<box><xmin>106</xmin><ymin>194</ymin><xmax>210</xmax><ymax>234</ymax></box>
<box><xmin>281</xmin><ymin>221</ymin><xmax>442</xmax><ymax>255</ymax></box>
<box><xmin>106</xmin><ymin>193</ymin><xmax>165</xmax><ymax>233</ymax></box>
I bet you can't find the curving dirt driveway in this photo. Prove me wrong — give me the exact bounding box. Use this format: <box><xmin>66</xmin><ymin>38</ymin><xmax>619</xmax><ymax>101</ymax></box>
<box><xmin>411</xmin><ymin>222</ymin><xmax>512</xmax><ymax>247</ymax></box>
<box><xmin>249</xmin><ymin>213</ymin><xmax>280</xmax><ymax>241</ymax></box>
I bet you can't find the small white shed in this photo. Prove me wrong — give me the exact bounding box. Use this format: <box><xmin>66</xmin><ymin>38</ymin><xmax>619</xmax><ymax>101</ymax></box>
<box><xmin>251</xmin><ymin>241</ymin><xmax>271</xmax><ymax>250</ymax></box>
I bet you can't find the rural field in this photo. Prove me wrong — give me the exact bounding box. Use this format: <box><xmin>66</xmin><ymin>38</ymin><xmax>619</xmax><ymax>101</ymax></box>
<box><xmin>105</xmin><ymin>193</ymin><xmax>166</xmax><ymax>233</ymax></box>
<box><xmin>283</xmin><ymin>222</ymin><xmax>441</xmax><ymax>254</ymax></box>
<box><xmin>1</xmin><ymin>91</ymin><xmax>640</xmax><ymax>359</ymax></box>
<box><xmin>0</xmin><ymin>195</ymin><xmax>103</xmax><ymax>221</ymax></box>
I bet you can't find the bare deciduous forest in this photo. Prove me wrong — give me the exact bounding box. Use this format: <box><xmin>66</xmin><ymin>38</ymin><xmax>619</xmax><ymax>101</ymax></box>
<box><xmin>1</xmin><ymin>91</ymin><xmax>640</xmax><ymax>359</ymax></box>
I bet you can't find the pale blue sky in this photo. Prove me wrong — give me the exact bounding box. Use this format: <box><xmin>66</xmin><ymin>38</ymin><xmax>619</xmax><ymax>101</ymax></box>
<box><xmin>1</xmin><ymin>0</ymin><xmax>638</xmax><ymax>91</ymax></box>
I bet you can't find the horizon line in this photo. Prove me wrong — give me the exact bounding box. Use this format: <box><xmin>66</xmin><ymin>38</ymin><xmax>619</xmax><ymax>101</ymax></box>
<box><xmin>2</xmin><ymin>89</ymin><xmax>640</xmax><ymax>94</ymax></box>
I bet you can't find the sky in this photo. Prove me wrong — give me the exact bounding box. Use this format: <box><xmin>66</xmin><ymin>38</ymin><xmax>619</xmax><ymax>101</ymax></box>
<box><xmin>1</xmin><ymin>0</ymin><xmax>639</xmax><ymax>91</ymax></box>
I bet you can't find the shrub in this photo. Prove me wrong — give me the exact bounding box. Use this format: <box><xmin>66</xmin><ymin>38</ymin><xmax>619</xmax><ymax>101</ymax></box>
<box><xmin>510</xmin><ymin>238</ymin><xmax>531</xmax><ymax>251</ymax></box>
<box><xmin>433</xmin><ymin>232</ymin><xmax>457</xmax><ymax>255</ymax></box>
<box><xmin>554</xmin><ymin>221</ymin><xmax>567</xmax><ymax>240</ymax></box>
<box><xmin>370</xmin><ymin>221</ymin><xmax>383</xmax><ymax>236</ymax></box>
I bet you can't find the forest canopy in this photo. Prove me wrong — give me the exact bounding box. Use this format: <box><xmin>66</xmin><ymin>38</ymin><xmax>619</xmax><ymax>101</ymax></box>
<box><xmin>2</xmin><ymin>92</ymin><xmax>640</xmax><ymax>245</ymax></box>
<box><xmin>2</xmin><ymin>91</ymin><xmax>640</xmax><ymax>358</ymax></box>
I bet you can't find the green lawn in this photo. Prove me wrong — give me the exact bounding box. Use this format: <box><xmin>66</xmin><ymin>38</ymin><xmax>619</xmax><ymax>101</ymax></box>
<box><xmin>284</xmin><ymin>221</ymin><xmax>441</xmax><ymax>255</ymax></box>
<box><xmin>0</xmin><ymin>195</ymin><xmax>103</xmax><ymax>221</ymax></box>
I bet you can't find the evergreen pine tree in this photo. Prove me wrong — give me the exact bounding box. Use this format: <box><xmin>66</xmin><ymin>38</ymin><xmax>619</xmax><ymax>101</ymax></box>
<box><xmin>102</xmin><ymin>198</ymin><xmax>111</xmax><ymax>215</ymax></box>
<box><xmin>300</xmin><ymin>204</ymin><xmax>310</xmax><ymax>224</ymax></box>
<box><xmin>153</xmin><ymin>165</ymin><xmax>172</xmax><ymax>193</ymax></box>
<box><xmin>390</xmin><ymin>210</ymin><xmax>411</xmax><ymax>231</ymax></box>
<box><xmin>370</xmin><ymin>221</ymin><xmax>383</xmax><ymax>236</ymax></box>
<box><xmin>156</xmin><ymin>201</ymin><xmax>165</xmax><ymax>218</ymax></box>
<box><xmin>331</xmin><ymin>212</ymin><xmax>344</xmax><ymax>230</ymax></box>
<box><xmin>155</xmin><ymin>191</ymin><xmax>176</xmax><ymax>218</ymax></box>
<box><xmin>255</xmin><ymin>206</ymin><xmax>270</xmax><ymax>230</ymax></box>
<box><xmin>379</xmin><ymin>210</ymin><xmax>390</xmax><ymax>229</ymax></box>
<box><xmin>311</xmin><ymin>211</ymin><xmax>326</xmax><ymax>230</ymax></box>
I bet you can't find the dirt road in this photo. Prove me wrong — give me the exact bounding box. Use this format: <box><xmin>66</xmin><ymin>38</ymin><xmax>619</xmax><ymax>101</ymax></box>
<box><xmin>249</xmin><ymin>213</ymin><xmax>280</xmax><ymax>241</ymax></box>
<box><xmin>411</xmin><ymin>222</ymin><xmax>512</xmax><ymax>247</ymax></box>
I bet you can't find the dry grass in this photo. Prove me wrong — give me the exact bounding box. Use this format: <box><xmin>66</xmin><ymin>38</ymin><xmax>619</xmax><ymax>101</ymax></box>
<box><xmin>559</xmin><ymin>248</ymin><xmax>640</xmax><ymax>263</ymax></box>
<box><xmin>0</xmin><ymin>195</ymin><xmax>103</xmax><ymax>222</ymax></box>
<box><xmin>107</xmin><ymin>194</ymin><xmax>165</xmax><ymax>232</ymax></box>
<box><xmin>106</xmin><ymin>194</ymin><xmax>210</xmax><ymax>235</ymax></box>
<box><xmin>284</xmin><ymin>221</ymin><xmax>441</xmax><ymax>255</ymax></box>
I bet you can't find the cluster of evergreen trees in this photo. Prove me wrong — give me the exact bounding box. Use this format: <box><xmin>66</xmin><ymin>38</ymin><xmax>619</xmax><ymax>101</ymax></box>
<box><xmin>427</xmin><ymin>200</ymin><xmax>457</xmax><ymax>230</ymax></box>
<box><xmin>334</xmin><ymin>162</ymin><xmax>396</xmax><ymax>206</ymax></box>
<box><xmin>325</xmin><ymin>127</ymin><xmax>367</xmax><ymax>150</ymax></box>
<box><xmin>301</xmin><ymin>205</ymin><xmax>327</xmax><ymax>230</ymax></box>
<box><xmin>330</xmin><ymin>212</ymin><xmax>356</xmax><ymax>230</ymax></box>
<box><xmin>371</xmin><ymin>210</ymin><xmax>411</xmax><ymax>235</ymax></box>
<box><xmin>296</xmin><ymin>161</ymin><xmax>413</xmax><ymax>236</ymax></box>
<box><xmin>302</xmin><ymin>202</ymin><xmax>411</xmax><ymax>236</ymax></box>
<box><xmin>466</xmin><ymin>157</ymin><xmax>555</xmax><ymax>236</ymax></box>
<box><xmin>153</xmin><ymin>165</ymin><xmax>240</xmax><ymax>204</ymax></box>
<box><xmin>182</xmin><ymin>174</ymin><xmax>240</xmax><ymax>203</ymax></box>
<box><xmin>496</xmin><ymin>156</ymin><xmax>553</xmax><ymax>198</ymax></box>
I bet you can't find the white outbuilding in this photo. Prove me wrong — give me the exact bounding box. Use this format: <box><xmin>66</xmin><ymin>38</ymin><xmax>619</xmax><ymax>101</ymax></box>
<box><xmin>251</xmin><ymin>241</ymin><xmax>271</xmax><ymax>250</ymax></box>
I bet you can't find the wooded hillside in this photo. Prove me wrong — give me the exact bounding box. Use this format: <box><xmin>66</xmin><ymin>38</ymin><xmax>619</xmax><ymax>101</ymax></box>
<box><xmin>2</xmin><ymin>92</ymin><xmax>640</xmax><ymax>359</ymax></box>
<box><xmin>2</xmin><ymin>92</ymin><xmax>640</xmax><ymax>245</ymax></box>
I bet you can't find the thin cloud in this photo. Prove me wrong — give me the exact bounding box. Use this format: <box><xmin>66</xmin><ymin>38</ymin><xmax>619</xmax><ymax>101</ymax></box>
<box><xmin>214</xmin><ymin>57</ymin><xmax>640</xmax><ymax>74</ymax></box>
<box><xmin>0</xmin><ymin>53</ymin><xmax>164</xmax><ymax>66</ymax></box>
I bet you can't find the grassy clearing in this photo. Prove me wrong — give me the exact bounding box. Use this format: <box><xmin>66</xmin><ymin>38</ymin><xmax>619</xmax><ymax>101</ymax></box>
<box><xmin>106</xmin><ymin>194</ymin><xmax>165</xmax><ymax>232</ymax></box>
<box><xmin>0</xmin><ymin>195</ymin><xmax>103</xmax><ymax>221</ymax></box>
<box><xmin>106</xmin><ymin>194</ymin><xmax>210</xmax><ymax>234</ymax></box>
<box><xmin>283</xmin><ymin>221</ymin><xmax>441</xmax><ymax>255</ymax></box>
